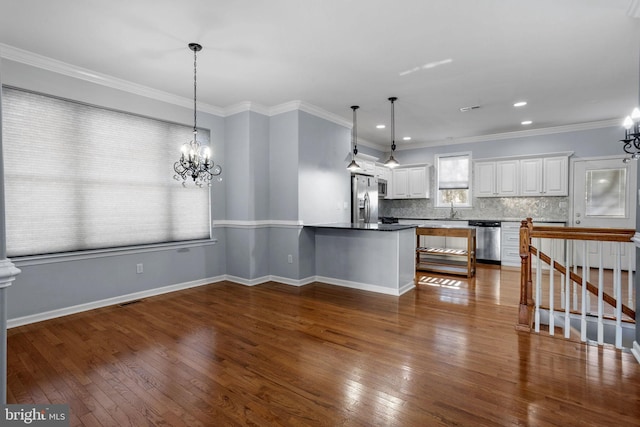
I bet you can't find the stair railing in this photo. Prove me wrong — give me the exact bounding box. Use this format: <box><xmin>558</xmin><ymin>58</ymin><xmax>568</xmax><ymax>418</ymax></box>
<box><xmin>516</xmin><ymin>218</ymin><xmax>636</xmax><ymax>349</ymax></box>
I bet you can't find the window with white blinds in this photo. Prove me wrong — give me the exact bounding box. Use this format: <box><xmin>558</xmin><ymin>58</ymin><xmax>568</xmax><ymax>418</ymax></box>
<box><xmin>435</xmin><ymin>152</ymin><xmax>471</xmax><ymax>207</ymax></box>
<box><xmin>2</xmin><ymin>86</ymin><xmax>211</xmax><ymax>257</ymax></box>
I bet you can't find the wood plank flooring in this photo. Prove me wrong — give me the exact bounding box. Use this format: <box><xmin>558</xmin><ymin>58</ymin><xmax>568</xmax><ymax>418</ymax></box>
<box><xmin>7</xmin><ymin>266</ymin><xmax>640</xmax><ymax>426</ymax></box>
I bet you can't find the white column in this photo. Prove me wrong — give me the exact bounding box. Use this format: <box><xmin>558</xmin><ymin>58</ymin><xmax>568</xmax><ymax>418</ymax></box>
<box><xmin>1</xmin><ymin>65</ymin><xmax>23</xmax><ymax>403</ymax></box>
<box><xmin>0</xmin><ymin>260</ymin><xmax>20</xmax><ymax>404</ymax></box>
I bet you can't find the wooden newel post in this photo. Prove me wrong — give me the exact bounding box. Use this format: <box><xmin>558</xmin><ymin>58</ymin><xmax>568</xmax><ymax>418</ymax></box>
<box><xmin>516</xmin><ymin>219</ymin><xmax>533</xmax><ymax>331</ymax></box>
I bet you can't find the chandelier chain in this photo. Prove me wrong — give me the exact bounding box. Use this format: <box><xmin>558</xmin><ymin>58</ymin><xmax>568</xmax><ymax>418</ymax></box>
<box><xmin>193</xmin><ymin>45</ymin><xmax>197</xmax><ymax>133</ymax></box>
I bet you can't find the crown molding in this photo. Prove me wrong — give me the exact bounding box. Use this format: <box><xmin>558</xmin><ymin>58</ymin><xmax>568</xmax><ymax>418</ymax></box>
<box><xmin>396</xmin><ymin>119</ymin><xmax>620</xmax><ymax>151</ymax></box>
<box><xmin>0</xmin><ymin>43</ymin><xmax>224</xmax><ymax>116</ymax></box>
<box><xmin>223</xmin><ymin>101</ymin><xmax>271</xmax><ymax>117</ymax></box>
<box><xmin>1</xmin><ymin>43</ymin><xmax>619</xmax><ymax>146</ymax></box>
<box><xmin>222</xmin><ymin>100</ymin><xmax>352</xmax><ymax>129</ymax></box>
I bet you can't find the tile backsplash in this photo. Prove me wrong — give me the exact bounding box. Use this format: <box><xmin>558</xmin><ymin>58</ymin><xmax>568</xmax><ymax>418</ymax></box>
<box><xmin>379</xmin><ymin>196</ymin><xmax>569</xmax><ymax>222</ymax></box>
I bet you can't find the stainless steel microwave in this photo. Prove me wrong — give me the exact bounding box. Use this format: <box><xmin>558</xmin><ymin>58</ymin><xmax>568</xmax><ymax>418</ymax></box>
<box><xmin>378</xmin><ymin>179</ymin><xmax>387</xmax><ymax>198</ymax></box>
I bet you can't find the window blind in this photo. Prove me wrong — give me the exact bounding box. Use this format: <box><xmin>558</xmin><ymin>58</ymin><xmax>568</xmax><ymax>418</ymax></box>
<box><xmin>438</xmin><ymin>154</ymin><xmax>470</xmax><ymax>189</ymax></box>
<box><xmin>2</xmin><ymin>87</ymin><xmax>211</xmax><ymax>257</ymax></box>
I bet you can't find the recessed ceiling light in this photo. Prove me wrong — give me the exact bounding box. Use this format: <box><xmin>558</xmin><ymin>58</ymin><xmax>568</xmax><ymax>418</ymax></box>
<box><xmin>459</xmin><ymin>105</ymin><xmax>480</xmax><ymax>112</ymax></box>
<box><xmin>403</xmin><ymin>137</ymin><xmax>411</xmax><ymax>141</ymax></box>
<box><xmin>513</xmin><ymin>101</ymin><xmax>527</xmax><ymax>107</ymax></box>
<box><xmin>521</xmin><ymin>120</ymin><xmax>532</xmax><ymax>125</ymax></box>
<box><xmin>376</xmin><ymin>124</ymin><xmax>386</xmax><ymax>129</ymax></box>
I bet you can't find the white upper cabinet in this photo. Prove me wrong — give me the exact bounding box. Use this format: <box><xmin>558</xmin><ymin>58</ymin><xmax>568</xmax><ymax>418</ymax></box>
<box><xmin>474</xmin><ymin>160</ymin><xmax>519</xmax><ymax>197</ymax></box>
<box><xmin>519</xmin><ymin>158</ymin><xmax>543</xmax><ymax>196</ymax></box>
<box><xmin>542</xmin><ymin>156</ymin><xmax>568</xmax><ymax>196</ymax></box>
<box><xmin>392</xmin><ymin>168</ymin><xmax>409</xmax><ymax>198</ymax></box>
<box><xmin>475</xmin><ymin>154</ymin><xmax>569</xmax><ymax>198</ymax></box>
<box><xmin>408</xmin><ymin>167</ymin><xmax>428</xmax><ymax>198</ymax></box>
<box><xmin>475</xmin><ymin>162</ymin><xmax>496</xmax><ymax>197</ymax></box>
<box><xmin>358</xmin><ymin>160</ymin><xmax>376</xmax><ymax>175</ymax></box>
<box><xmin>496</xmin><ymin>160</ymin><xmax>519</xmax><ymax>196</ymax></box>
<box><xmin>391</xmin><ymin>165</ymin><xmax>430</xmax><ymax>199</ymax></box>
<box><xmin>520</xmin><ymin>156</ymin><xmax>568</xmax><ymax>196</ymax></box>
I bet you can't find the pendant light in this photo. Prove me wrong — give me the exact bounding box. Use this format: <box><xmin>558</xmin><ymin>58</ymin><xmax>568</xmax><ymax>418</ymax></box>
<box><xmin>384</xmin><ymin>97</ymin><xmax>400</xmax><ymax>168</ymax></box>
<box><xmin>347</xmin><ymin>105</ymin><xmax>361</xmax><ymax>171</ymax></box>
<box><xmin>173</xmin><ymin>43</ymin><xmax>222</xmax><ymax>187</ymax></box>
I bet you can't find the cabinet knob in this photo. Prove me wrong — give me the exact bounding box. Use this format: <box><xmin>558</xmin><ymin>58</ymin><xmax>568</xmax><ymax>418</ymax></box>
<box><xmin>575</xmin><ymin>220</ymin><xmax>581</xmax><ymax>225</ymax></box>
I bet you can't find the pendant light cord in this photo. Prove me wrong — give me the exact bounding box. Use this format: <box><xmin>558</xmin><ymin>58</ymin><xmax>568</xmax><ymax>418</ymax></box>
<box><xmin>390</xmin><ymin>97</ymin><xmax>396</xmax><ymax>152</ymax></box>
<box><xmin>351</xmin><ymin>106</ymin><xmax>359</xmax><ymax>157</ymax></box>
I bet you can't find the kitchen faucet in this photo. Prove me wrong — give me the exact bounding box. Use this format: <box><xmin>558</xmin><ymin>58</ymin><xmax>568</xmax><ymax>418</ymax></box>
<box><xmin>449</xmin><ymin>202</ymin><xmax>458</xmax><ymax>219</ymax></box>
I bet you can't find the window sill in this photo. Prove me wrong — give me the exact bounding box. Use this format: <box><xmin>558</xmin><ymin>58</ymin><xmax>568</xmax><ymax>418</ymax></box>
<box><xmin>11</xmin><ymin>239</ymin><xmax>218</xmax><ymax>267</ymax></box>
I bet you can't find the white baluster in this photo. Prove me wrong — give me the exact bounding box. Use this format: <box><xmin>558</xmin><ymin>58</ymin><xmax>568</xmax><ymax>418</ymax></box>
<box><xmin>615</xmin><ymin>242</ymin><xmax>622</xmax><ymax>349</ymax></box>
<box><xmin>549</xmin><ymin>240</ymin><xmax>555</xmax><ymax>336</ymax></box>
<box><xmin>580</xmin><ymin>241</ymin><xmax>587</xmax><ymax>342</ymax></box>
<box><xmin>572</xmin><ymin>239</ymin><xmax>578</xmax><ymax>310</ymax></box>
<box><xmin>597</xmin><ymin>241</ymin><xmax>604</xmax><ymax>346</ymax></box>
<box><xmin>628</xmin><ymin>242</ymin><xmax>634</xmax><ymax>307</ymax></box>
<box><xmin>585</xmin><ymin>245</ymin><xmax>590</xmax><ymax>315</ymax></box>
<box><xmin>564</xmin><ymin>239</ymin><xmax>571</xmax><ymax>339</ymax></box>
<box><xmin>535</xmin><ymin>237</ymin><xmax>541</xmax><ymax>333</ymax></box>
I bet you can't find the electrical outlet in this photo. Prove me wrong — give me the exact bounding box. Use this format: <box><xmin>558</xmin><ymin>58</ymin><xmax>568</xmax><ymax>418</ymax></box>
<box><xmin>136</xmin><ymin>263</ymin><xmax>143</xmax><ymax>274</ymax></box>
<box><xmin>287</xmin><ymin>254</ymin><xmax>293</xmax><ymax>264</ymax></box>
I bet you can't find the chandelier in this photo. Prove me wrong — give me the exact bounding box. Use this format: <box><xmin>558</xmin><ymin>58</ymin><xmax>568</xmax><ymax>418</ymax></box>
<box><xmin>620</xmin><ymin>107</ymin><xmax>640</xmax><ymax>163</ymax></box>
<box><xmin>174</xmin><ymin>43</ymin><xmax>222</xmax><ymax>187</ymax></box>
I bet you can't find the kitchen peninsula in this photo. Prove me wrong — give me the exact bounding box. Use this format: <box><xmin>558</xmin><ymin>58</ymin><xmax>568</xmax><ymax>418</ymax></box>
<box><xmin>305</xmin><ymin>223</ymin><xmax>416</xmax><ymax>296</ymax></box>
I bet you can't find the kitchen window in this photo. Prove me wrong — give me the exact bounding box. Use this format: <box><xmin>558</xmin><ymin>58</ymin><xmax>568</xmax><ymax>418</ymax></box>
<box><xmin>435</xmin><ymin>152</ymin><xmax>471</xmax><ymax>208</ymax></box>
<box><xmin>2</xmin><ymin>86</ymin><xmax>211</xmax><ymax>257</ymax></box>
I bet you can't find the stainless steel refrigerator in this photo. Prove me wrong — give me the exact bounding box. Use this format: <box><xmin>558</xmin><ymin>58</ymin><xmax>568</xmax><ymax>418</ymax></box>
<box><xmin>351</xmin><ymin>174</ymin><xmax>378</xmax><ymax>224</ymax></box>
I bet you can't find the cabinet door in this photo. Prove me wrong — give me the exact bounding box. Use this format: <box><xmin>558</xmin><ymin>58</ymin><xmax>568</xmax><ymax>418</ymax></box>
<box><xmin>520</xmin><ymin>158</ymin><xmax>543</xmax><ymax>196</ymax></box>
<box><xmin>392</xmin><ymin>168</ymin><xmax>409</xmax><ymax>198</ymax></box>
<box><xmin>543</xmin><ymin>156</ymin><xmax>568</xmax><ymax>196</ymax></box>
<box><xmin>496</xmin><ymin>160</ymin><xmax>519</xmax><ymax>196</ymax></box>
<box><xmin>408</xmin><ymin>167</ymin><xmax>427</xmax><ymax>198</ymax></box>
<box><xmin>474</xmin><ymin>162</ymin><xmax>496</xmax><ymax>197</ymax></box>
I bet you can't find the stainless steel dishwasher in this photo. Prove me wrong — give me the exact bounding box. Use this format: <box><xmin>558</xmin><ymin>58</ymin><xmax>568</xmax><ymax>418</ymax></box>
<box><xmin>468</xmin><ymin>220</ymin><xmax>501</xmax><ymax>264</ymax></box>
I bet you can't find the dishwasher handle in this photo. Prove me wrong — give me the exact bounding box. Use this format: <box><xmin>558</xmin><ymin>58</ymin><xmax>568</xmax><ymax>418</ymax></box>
<box><xmin>469</xmin><ymin>220</ymin><xmax>501</xmax><ymax>227</ymax></box>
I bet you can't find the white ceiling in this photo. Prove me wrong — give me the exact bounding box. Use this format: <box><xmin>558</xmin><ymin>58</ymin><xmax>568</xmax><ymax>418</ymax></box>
<box><xmin>1</xmin><ymin>0</ymin><xmax>639</xmax><ymax>150</ymax></box>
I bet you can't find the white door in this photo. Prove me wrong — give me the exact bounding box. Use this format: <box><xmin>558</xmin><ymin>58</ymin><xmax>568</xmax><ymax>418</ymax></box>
<box><xmin>571</xmin><ymin>156</ymin><xmax>637</xmax><ymax>270</ymax></box>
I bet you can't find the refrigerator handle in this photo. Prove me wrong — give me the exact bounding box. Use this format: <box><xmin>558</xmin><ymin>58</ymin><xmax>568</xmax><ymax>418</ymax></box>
<box><xmin>364</xmin><ymin>192</ymin><xmax>370</xmax><ymax>223</ymax></box>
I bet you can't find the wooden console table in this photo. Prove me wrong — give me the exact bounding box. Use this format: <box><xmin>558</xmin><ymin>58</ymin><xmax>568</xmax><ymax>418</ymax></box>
<box><xmin>416</xmin><ymin>226</ymin><xmax>476</xmax><ymax>277</ymax></box>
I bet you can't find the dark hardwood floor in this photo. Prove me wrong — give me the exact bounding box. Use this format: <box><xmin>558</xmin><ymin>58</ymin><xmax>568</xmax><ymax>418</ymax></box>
<box><xmin>7</xmin><ymin>266</ymin><xmax>640</xmax><ymax>426</ymax></box>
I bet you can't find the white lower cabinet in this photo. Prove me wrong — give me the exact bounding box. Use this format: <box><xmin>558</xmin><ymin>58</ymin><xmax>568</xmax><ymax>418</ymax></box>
<box><xmin>501</xmin><ymin>221</ymin><xmax>565</xmax><ymax>267</ymax></box>
<box><xmin>501</xmin><ymin>222</ymin><xmax>522</xmax><ymax>267</ymax></box>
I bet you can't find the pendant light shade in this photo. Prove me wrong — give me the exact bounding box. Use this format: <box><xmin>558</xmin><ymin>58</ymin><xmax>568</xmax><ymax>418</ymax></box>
<box><xmin>173</xmin><ymin>43</ymin><xmax>222</xmax><ymax>187</ymax></box>
<box><xmin>384</xmin><ymin>97</ymin><xmax>400</xmax><ymax>168</ymax></box>
<box><xmin>347</xmin><ymin>105</ymin><xmax>361</xmax><ymax>171</ymax></box>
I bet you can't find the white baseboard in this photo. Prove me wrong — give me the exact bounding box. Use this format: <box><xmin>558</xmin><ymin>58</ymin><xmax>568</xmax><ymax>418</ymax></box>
<box><xmin>315</xmin><ymin>276</ymin><xmax>414</xmax><ymax>296</ymax></box>
<box><xmin>7</xmin><ymin>275</ymin><xmax>225</xmax><ymax>328</ymax></box>
<box><xmin>632</xmin><ymin>341</ymin><xmax>640</xmax><ymax>365</ymax></box>
<box><xmin>8</xmin><ymin>274</ymin><xmax>415</xmax><ymax>328</ymax></box>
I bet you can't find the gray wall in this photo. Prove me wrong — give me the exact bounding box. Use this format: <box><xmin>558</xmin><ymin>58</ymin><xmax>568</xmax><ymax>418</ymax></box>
<box><xmin>298</xmin><ymin>111</ymin><xmax>351</xmax><ymax>224</ymax></box>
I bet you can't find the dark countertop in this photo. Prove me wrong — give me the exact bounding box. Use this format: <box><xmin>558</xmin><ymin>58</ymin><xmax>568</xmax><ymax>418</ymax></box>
<box><xmin>305</xmin><ymin>223</ymin><xmax>417</xmax><ymax>232</ymax></box>
<box><xmin>394</xmin><ymin>217</ymin><xmax>567</xmax><ymax>223</ymax></box>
